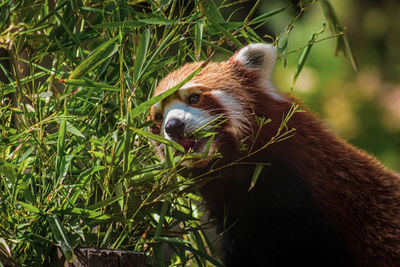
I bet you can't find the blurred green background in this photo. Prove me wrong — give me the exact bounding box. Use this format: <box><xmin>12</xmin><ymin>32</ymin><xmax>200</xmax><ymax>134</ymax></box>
<box><xmin>263</xmin><ymin>0</ymin><xmax>400</xmax><ymax>171</ymax></box>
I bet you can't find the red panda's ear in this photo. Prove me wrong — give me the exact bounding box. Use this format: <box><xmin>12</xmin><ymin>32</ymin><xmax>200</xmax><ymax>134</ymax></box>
<box><xmin>230</xmin><ymin>43</ymin><xmax>277</xmax><ymax>81</ymax></box>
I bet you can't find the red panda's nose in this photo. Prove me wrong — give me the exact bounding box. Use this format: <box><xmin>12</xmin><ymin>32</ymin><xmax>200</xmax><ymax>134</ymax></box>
<box><xmin>165</xmin><ymin>118</ymin><xmax>185</xmax><ymax>138</ymax></box>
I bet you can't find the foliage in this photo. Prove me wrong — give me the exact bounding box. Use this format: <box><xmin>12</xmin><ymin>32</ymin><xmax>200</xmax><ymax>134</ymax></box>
<box><xmin>0</xmin><ymin>0</ymin><xmax>352</xmax><ymax>266</ymax></box>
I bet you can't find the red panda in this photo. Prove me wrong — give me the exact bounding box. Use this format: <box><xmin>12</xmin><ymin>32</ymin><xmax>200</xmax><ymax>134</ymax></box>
<box><xmin>149</xmin><ymin>44</ymin><xmax>400</xmax><ymax>266</ymax></box>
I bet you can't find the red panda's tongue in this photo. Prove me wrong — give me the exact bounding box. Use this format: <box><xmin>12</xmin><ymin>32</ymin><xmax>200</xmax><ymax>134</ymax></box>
<box><xmin>178</xmin><ymin>138</ymin><xmax>196</xmax><ymax>152</ymax></box>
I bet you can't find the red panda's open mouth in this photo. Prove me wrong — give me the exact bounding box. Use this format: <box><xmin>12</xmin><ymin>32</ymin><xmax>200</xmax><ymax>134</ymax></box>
<box><xmin>177</xmin><ymin>137</ymin><xmax>207</xmax><ymax>153</ymax></box>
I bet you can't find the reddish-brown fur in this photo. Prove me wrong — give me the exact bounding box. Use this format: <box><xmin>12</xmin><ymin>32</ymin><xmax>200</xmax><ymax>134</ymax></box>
<box><xmin>150</xmin><ymin>46</ymin><xmax>400</xmax><ymax>266</ymax></box>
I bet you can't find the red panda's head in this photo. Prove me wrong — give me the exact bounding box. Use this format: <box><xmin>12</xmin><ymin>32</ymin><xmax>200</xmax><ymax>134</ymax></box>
<box><xmin>149</xmin><ymin>44</ymin><xmax>285</xmax><ymax>166</ymax></box>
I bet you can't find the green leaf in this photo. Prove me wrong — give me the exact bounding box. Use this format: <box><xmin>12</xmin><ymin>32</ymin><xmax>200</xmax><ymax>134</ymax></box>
<box><xmin>0</xmin><ymin>238</ymin><xmax>12</xmax><ymax>259</ymax></box>
<box><xmin>47</xmin><ymin>215</ymin><xmax>74</xmax><ymax>262</ymax></box>
<box><xmin>195</xmin><ymin>18</ymin><xmax>204</xmax><ymax>60</ymax></box>
<box><xmin>17</xmin><ymin>201</ymin><xmax>41</xmax><ymax>214</ymax></box>
<box><xmin>249</xmin><ymin>164</ymin><xmax>263</xmax><ymax>191</ymax></box>
<box><xmin>140</xmin><ymin>30</ymin><xmax>176</xmax><ymax>77</ymax></box>
<box><xmin>320</xmin><ymin>0</ymin><xmax>358</xmax><ymax>71</ymax></box>
<box><xmin>130</xmin><ymin>127</ymin><xmax>184</xmax><ymax>153</ymax></box>
<box><xmin>67</xmin><ymin>166</ymin><xmax>105</xmax><ymax>206</ymax></box>
<box><xmin>59</xmin><ymin>154</ymin><xmax>74</xmax><ymax>180</ymax></box>
<box><xmin>251</xmin><ymin>7</ymin><xmax>287</xmax><ymax>24</ymax></box>
<box><xmin>202</xmin><ymin>0</ymin><xmax>225</xmax><ymax>23</ymax></box>
<box><xmin>66</xmin><ymin>121</ymin><xmax>85</xmax><ymax>138</ymax></box>
<box><xmin>56</xmin><ymin>103</ymin><xmax>67</xmax><ymax>180</ymax></box>
<box><xmin>278</xmin><ymin>32</ymin><xmax>288</xmax><ymax>65</ymax></box>
<box><xmin>64</xmin><ymin>79</ymin><xmax>120</xmax><ymax>91</ymax></box>
<box><xmin>69</xmin><ymin>36</ymin><xmax>119</xmax><ymax>79</ymax></box>
<box><xmin>292</xmin><ymin>33</ymin><xmax>318</xmax><ymax>89</ymax></box>
<box><xmin>184</xmin><ymin>244</ymin><xmax>224</xmax><ymax>267</ymax></box>
<box><xmin>133</xmin><ymin>29</ymin><xmax>150</xmax><ymax>83</ymax></box>
<box><xmin>207</xmin><ymin>20</ymin><xmax>242</xmax><ymax>48</ymax></box>
<box><xmin>0</xmin><ymin>158</ymin><xmax>17</xmax><ymax>184</ymax></box>
<box><xmin>86</xmin><ymin>193</ymin><xmax>125</xmax><ymax>210</ymax></box>
<box><xmin>93</xmin><ymin>21</ymin><xmax>145</xmax><ymax>28</ymax></box>
<box><xmin>153</xmin><ymin>236</ymin><xmax>190</xmax><ymax>245</ymax></box>
<box><xmin>140</xmin><ymin>18</ymin><xmax>176</xmax><ymax>25</ymax></box>
<box><xmin>154</xmin><ymin>202</ymin><xmax>168</xmax><ymax>267</ymax></box>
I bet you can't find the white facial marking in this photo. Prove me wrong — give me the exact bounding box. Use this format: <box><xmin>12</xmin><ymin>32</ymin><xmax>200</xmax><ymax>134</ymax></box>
<box><xmin>163</xmin><ymin>101</ymin><xmax>216</xmax><ymax>140</ymax></box>
<box><xmin>180</xmin><ymin>82</ymin><xmax>204</xmax><ymax>90</ymax></box>
<box><xmin>211</xmin><ymin>90</ymin><xmax>249</xmax><ymax>137</ymax></box>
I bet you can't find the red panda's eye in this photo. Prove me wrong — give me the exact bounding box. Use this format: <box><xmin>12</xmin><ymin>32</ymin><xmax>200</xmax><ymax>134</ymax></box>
<box><xmin>155</xmin><ymin>113</ymin><xmax>163</xmax><ymax>122</ymax></box>
<box><xmin>188</xmin><ymin>93</ymin><xmax>200</xmax><ymax>105</ymax></box>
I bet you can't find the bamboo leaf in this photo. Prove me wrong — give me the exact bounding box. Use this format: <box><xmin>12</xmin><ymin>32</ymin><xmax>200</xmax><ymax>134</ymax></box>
<box><xmin>47</xmin><ymin>215</ymin><xmax>74</xmax><ymax>262</ymax></box>
<box><xmin>320</xmin><ymin>0</ymin><xmax>358</xmax><ymax>71</ymax></box>
<box><xmin>202</xmin><ymin>0</ymin><xmax>225</xmax><ymax>23</ymax></box>
<box><xmin>66</xmin><ymin>121</ymin><xmax>85</xmax><ymax>139</ymax></box>
<box><xmin>251</xmin><ymin>7</ymin><xmax>287</xmax><ymax>24</ymax></box>
<box><xmin>86</xmin><ymin>194</ymin><xmax>125</xmax><ymax>210</ymax></box>
<box><xmin>140</xmin><ymin>30</ymin><xmax>176</xmax><ymax>77</ymax></box>
<box><xmin>292</xmin><ymin>32</ymin><xmax>318</xmax><ymax>89</ymax></box>
<box><xmin>130</xmin><ymin>127</ymin><xmax>184</xmax><ymax>153</ymax></box>
<box><xmin>154</xmin><ymin>202</ymin><xmax>168</xmax><ymax>267</ymax></box>
<box><xmin>56</xmin><ymin>102</ymin><xmax>67</xmax><ymax>180</ymax></box>
<box><xmin>195</xmin><ymin>18</ymin><xmax>204</xmax><ymax>60</ymax></box>
<box><xmin>93</xmin><ymin>21</ymin><xmax>145</xmax><ymax>28</ymax></box>
<box><xmin>69</xmin><ymin>36</ymin><xmax>119</xmax><ymax>79</ymax></box>
<box><xmin>207</xmin><ymin>19</ymin><xmax>242</xmax><ymax>48</ymax></box>
<box><xmin>17</xmin><ymin>201</ymin><xmax>41</xmax><ymax>214</ymax></box>
<box><xmin>133</xmin><ymin>29</ymin><xmax>150</xmax><ymax>83</ymax></box>
<box><xmin>67</xmin><ymin>166</ymin><xmax>105</xmax><ymax>206</ymax></box>
<box><xmin>249</xmin><ymin>164</ymin><xmax>263</xmax><ymax>191</ymax></box>
<box><xmin>64</xmin><ymin>79</ymin><xmax>120</xmax><ymax>91</ymax></box>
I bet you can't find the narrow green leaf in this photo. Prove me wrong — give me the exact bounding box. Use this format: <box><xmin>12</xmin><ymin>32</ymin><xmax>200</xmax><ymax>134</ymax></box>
<box><xmin>0</xmin><ymin>238</ymin><xmax>12</xmax><ymax>258</ymax></box>
<box><xmin>153</xmin><ymin>236</ymin><xmax>190</xmax><ymax>244</ymax></box>
<box><xmin>320</xmin><ymin>0</ymin><xmax>358</xmax><ymax>71</ymax></box>
<box><xmin>47</xmin><ymin>215</ymin><xmax>74</xmax><ymax>262</ymax></box>
<box><xmin>195</xmin><ymin>18</ymin><xmax>204</xmax><ymax>60</ymax></box>
<box><xmin>100</xmin><ymin>224</ymin><xmax>113</xmax><ymax>248</ymax></box>
<box><xmin>93</xmin><ymin>21</ymin><xmax>145</xmax><ymax>28</ymax></box>
<box><xmin>130</xmin><ymin>127</ymin><xmax>184</xmax><ymax>153</ymax></box>
<box><xmin>207</xmin><ymin>19</ymin><xmax>242</xmax><ymax>48</ymax></box>
<box><xmin>154</xmin><ymin>202</ymin><xmax>168</xmax><ymax>267</ymax></box>
<box><xmin>155</xmin><ymin>201</ymin><xmax>168</xmax><ymax>238</ymax></box>
<box><xmin>131</xmin><ymin>170</ymin><xmax>161</xmax><ymax>184</ymax></box>
<box><xmin>140</xmin><ymin>18</ymin><xmax>176</xmax><ymax>25</ymax></box>
<box><xmin>292</xmin><ymin>33</ymin><xmax>318</xmax><ymax>89</ymax></box>
<box><xmin>17</xmin><ymin>201</ymin><xmax>41</xmax><ymax>214</ymax></box>
<box><xmin>202</xmin><ymin>0</ymin><xmax>225</xmax><ymax>23</ymax></box>
<box><xmin>278</xmin><ymin>32</ymin><xmax>288</xmax><ymax>65</ymax></box>
<box><xmin>251</xmin><ymin>7</ymin><xmax>287</xmax><ymax>24</ymax></box>
<box><xmin>133</xmin><ymin>29</ymin><xmax>150</xmax><ymax>83</ymax></box>
<box><xmin>249</xmin><ymin>164</ymin><xmax>263</xmax><ymax>191</ymax></box>
<box><xmin>64</xmin><ymin>79</ymin><xmax>120</xmax><ymax>91</ymax></box>
<box><xmin>67</xmin><ymin>166</ymin><xmax>105</xmax><ymax>206</ymax></box>
<box><xmin>56</xmin><ymin>102</ymin><xmax>67</xmax><ymax>180</ymax></box>
<box><xmin>69</xmin><ymin>36</ymin><xmax>119</xmax><ymax>79</ymax></box>
<box><xmin>0</xmin><ymin>158</ymin><xmax>17</xmax><ymax>183</ymax></box>
<box><xmin>66</xmin><ymin>121</ymin><xmax>85</xmax><ymax>138</ymax></box>
<box><xmin>192</xmin><ymin>230</ymin><xmax>207</xmax><ymax>266</ymax></box>
<box><xmin>140</xmin><ymin>29</ymin><xmax>176</xmax><ymax>77</ymax></box>
<box><xmin>17</xmin><ymin>146</ymin><xmax>35</xmax><ymax>163</ymax></box>
<box><xmin>86</xmin><ymin>194</ymin><xmax>125</xmax><ymax>210</ymax></box>
<box><xmin>184</xmin><ymin>244</ymin><xmax>224</xmax><ymax>267</ymax></box>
